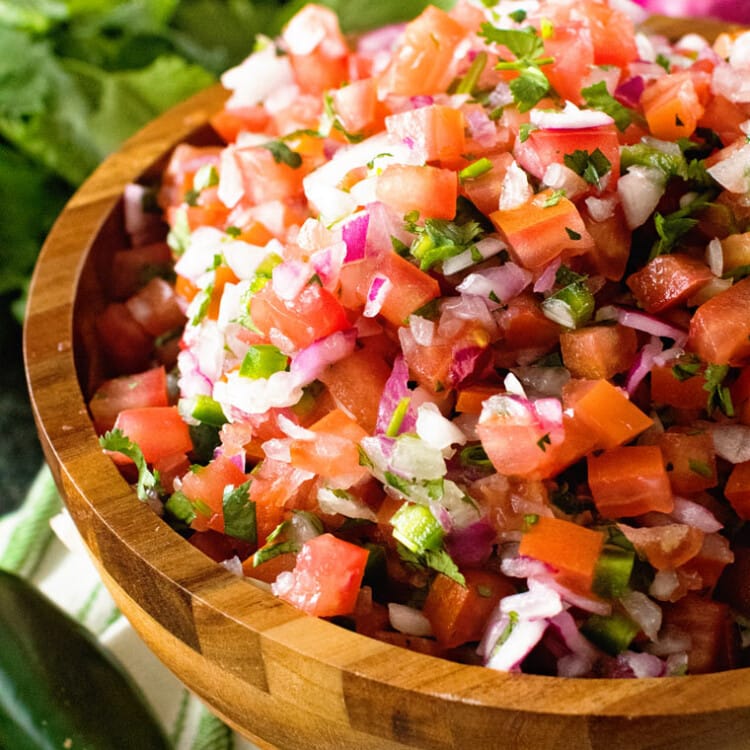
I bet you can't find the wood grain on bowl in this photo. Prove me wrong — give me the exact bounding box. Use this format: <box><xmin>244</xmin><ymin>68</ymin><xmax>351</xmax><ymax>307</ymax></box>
<box><xmin>24</xmin><ymin>16</ymin><xmax>750</xmax><ymax>750</ymax></box>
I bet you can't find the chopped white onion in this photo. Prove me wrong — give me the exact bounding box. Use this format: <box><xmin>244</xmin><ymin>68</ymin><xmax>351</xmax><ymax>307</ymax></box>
<box><xmin>530</xmin><ymin>101</ymin><xmax>614</xmax><ymax>130</ymax></box>
<box><xmin>221</xmin><ymin>44</ymin><xmax>295</xmax><ymax>108</ymax></box>
<box><xmin>388</xmin><ymin>603</ymin><xmax>434</xmax><ymax>637</ymax></box>
<box><xmin>707</xmin><ymin>143</ymin><xmax>750</xmax><ymax>193</ymax></box>
<box><xmin>706</xmin><ymin>237</ymin><xmax>724</xmax><ymax>277</ymax></box>
<box><xmin>499</xmin><ymin>161</ymin><xmax>532</xmax><ymax>210</ymax></box>
<box><xmin>620</xmin><ymin>590</ymin><xmax>662</xmax><ymax>642</ymax></box>
<box><xmin>670</xmin><ymin>497</ymin><xmax>722</xmax><ymax>533</ymax></box>
<box><xmin>317</xmin><ymin>487</ymin><xmax>377</xmax><ymax>521</ymax></box>
<box><xmin>617</xmin><ymin>166</ymin><xmax>666</xmax><ymax>229</ymax></box>
<box><xmin>416</xmin><ymin>402</ymin><xmax>466</xmax><ymax>451</ymax></box>
<box><xmin>712</xmin><ymin>423</ymin><xmax>750</xmax><ymax>464</ymax></box>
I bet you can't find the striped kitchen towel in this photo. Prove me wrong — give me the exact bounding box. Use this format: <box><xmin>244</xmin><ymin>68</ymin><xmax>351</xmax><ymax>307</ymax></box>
<box><xmin>0</xmin><ymin>464</ymin><xmax>262</xmax><ymax>750</ymax></box>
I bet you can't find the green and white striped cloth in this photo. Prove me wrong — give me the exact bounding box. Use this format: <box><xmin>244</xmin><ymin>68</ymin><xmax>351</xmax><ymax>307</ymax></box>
<box><xmin>0</xmin><ymin>465</ymin><xmax>261</xmax><ymax>750</ymax></box>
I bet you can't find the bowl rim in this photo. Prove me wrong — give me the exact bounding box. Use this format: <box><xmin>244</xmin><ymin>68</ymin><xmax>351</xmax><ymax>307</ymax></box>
<box><xmin>22</xmin><ymin>43</ymin><xmax>750</xmax><ymax>749</ymax></box>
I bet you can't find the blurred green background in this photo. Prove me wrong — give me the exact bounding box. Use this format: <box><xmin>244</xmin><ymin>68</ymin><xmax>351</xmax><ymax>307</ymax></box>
<box><xmin>0</xmin><ymin>0</ymin><xmax>452</xmax><ymax>514</ymax></box>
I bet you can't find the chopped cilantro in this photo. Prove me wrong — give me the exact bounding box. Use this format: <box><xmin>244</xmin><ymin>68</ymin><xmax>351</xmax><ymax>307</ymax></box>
<box><xmin>536</xmin><ymin>433</ymin><xmax>552</xmax><ymax>452</ymax></box>
<box><xmin>563</xmin><ymin>148</ymin><xmax>612</xmax><ymax>189</ymax></box>
<box><xmin>222</xmin><ymin>481</ymin><xmax>256</xmax><ymax>543</ymax></box>
<box><xmin>649</xmin><ymin>192</ymin><xmax>715</xmax><ymax>259</ymax></box>
<box><xmin>99</xmin><ymin>429</ymin><xmax>160</xmax><ymax>501</ymax></box>
<box><xmin>260</xmin><ymin>139</ymin><xmax>302</xmax><ymax>168</ymax></box>
<box><xmin>655</xmin><ymin>53</ymin><xmax>671</xmax><ymax>72</ymax></box>
<box><xmin>508</xmin><ymin>8</ymin><xmax>527</xmax><ymax>23</ymax></box>
<box><xmin>704</xmin><ymin>363</ymin><xmax>734</xmax><ymax>417</ymax></box>
<box><xmin>581</xmin><ymin>81</ymin><xmax>636</xmax><ymax>132</ymax></box>
<box><xmin>509</xmin><ymin>65</ymin><xmax>551</xmax><ymax>113</ymax></box>
<box><xmin>460</xmin><ymin>444</ymin><xmax>492</xmax><ymax>467</ymax></box>
<box><xmin>565</xmin><ymin>227</ymin><xmax>582</xmax><ymax>240</ymax></box>
<box><xmin>519</xmin><ymin>122</ymin><xmax>538</xmax><ymax>142</ymax></box>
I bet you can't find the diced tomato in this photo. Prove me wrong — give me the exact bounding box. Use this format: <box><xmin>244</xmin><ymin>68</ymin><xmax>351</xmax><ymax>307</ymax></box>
<box><xmin>579</xmin><ymin>0</ymin><xmax>639</xmax><ymax>68</ymax></box>
<box><xmin>317</xmin><ymin>348</ymin><xmax>391</xmax><ymax>433</ymax></box>
<box><xmin>698</xmin><ymin>94</ymin><xmax>748</xmax><ymax>147</ymax></box>
<box><xmin>514</xmin><ymin>126</ymin><xmax>621</xmax><ymax>188</ymax></box>
<box><xmin>658</xmin><ymin>428</ymin><xmax>717</xmax><ymax>495</ymax></box>
<box><xmin>559</xmin><ymin>324</ymin><xmax>638</xmax><ymax>380</ymax></box>
<box><xmin>96</xmin><ymin>302</ymin><xmax>154</xmax><ymax>375</ymax></box>
<box><xmin>476</xmin><ymin>395</ymin><xmax>564</xmax><ymax>479</ymax></box>
<box><xmin>331</xmin><ymin>78</ymin><xmax>379</xmax><ymax>135</ymax></box>
<box><xmin>110</xmin><ymin>243</ymin><xmax>172</xmax><ymax>300</ymax></box>
<box><xmin>275</xmin><ymin>533</ymin><xmax>369</xmax><ymax>617</ymax></box>
<box><xmin>378</xmin><ymin>6</ymin><xmax>467</xmax><ymax>97</ymax></box>
<box><xmin>661</xmin><ymin>594</ymin><xmax>739</xmax><ymax>674</ymax></box>
<box><xmin>339</xmin><ymin>252</ymin><xmax>441</xmax><ymax>327</ymax></box>
<box><xmin>682</xmin><ymin>532</ymin><xmax>734</xmax><ymax>591</ymax></box>
<box><xmin>284</xmin><ymin>5</ymin><xmax>349</xmax><ymax>95</ymax></box>
<box><xmin>182</xmin><ymin>455</ymin><xmax>250</xmax><ymax>534</ymax></box>
<box><xmin>459</xmin><ymin>151</ymin><xmax>514</xmax><ymax>216</ymax></box>
<box><xmin>724</xmin><ymin>461</ymin><xmax>750</xmax><ymax>520</ymax></box>
<box><xmin>422</xmin><ymin>569</ymin><xmax>516</xmax><ymax>648</ymax></box>
<box><xmin>112</xmin><ymin>406</ymin><xmax>193</xmax><ymax>464</ymax></box>
<box><xmin>250</xmin><ymin>282</ymin><xmax>350</xmax><ymax>351</ymax></box>
<box><xmin>641</xmin><ymin>71</ymin><xmax>706</xmax><ymax>141</ymax></box>
<box><xmin>495</xmin><ymin>292</ymin><xmax>561</xmax><ymax>365</ymax></box>
<box><xmin>242</xmin><ymin>551</ymin><xmax>298</xmax><ymax>584</ymax></box>
<box><xmin>580</xmin><ymin>203</ymin><xmax>631</xmax><ymax>282</ymax></box>
<box><xmin>210</xmin><ymin>105</ymin><xmax>270</xmax><ymax>143</ymax></box>
<box><xmin>564</xmin><ymin>379</ymin><xmax>653</xmax><ymax>450</ymax></box>
<box><xmin>489</xmin><ymin>190</ymin><xmax>594</xmax><ymax>271</ymax></box>
<box><xmin>89</xmin><ymin>366</ymin><xmax>169</xmax><ymax>434</ymax></box>
<box><xmin>617</xmin><ymin>523</ymin><xmax>704</xmax><ymax>571</ymax></box>
<box><xmin>289</xmin><ymin>409</ymin><xmax>368</xmax><ymax>479</ymax></box>
<box><xmin>542</xmin><ymin>21</ymin><xmax>594</xmax><ymax>105</ymax></box>
<box><xmin>231</xmin><ymin>145</ymin><xmax>306</xmax><ymax>205</ymax></box>
<box><xmin>650</xmin><ymin>363</ymin><xmax>708</xmax><ymax>411</ymax></box>
<box><xmin>627</xmin><ymin>254</ymin><xmax>714</xmax><ymax>313</ymax></box>
<box><xmin>688</xmin><ymin>277</ymin><xmax>750</xmax><ymax>365</ymax></box>
<box><xmin>385</xmin><ymin>105</ymin><xmax>466</xmax><ymax>164</ymax></box>
<box><xmin>519</xmin><ymin>515</ymin><xmax>605</xmax><ymax>595</ymax></box>
<box><xmin>375</xmin><ymin>164</ymin><xmax>458</xmax><ymax>220</ymax></box>
<box><xmin>206</xmin><ymin>266</ymin><xmax>241</xmax><ymax>321</ymax></box>
<box><xmin>588</xmin><ymin>445</ymin><xmax>674</xmax><ymax>518</ymax></box>
<box><xmin>455</xmin><ymin>384</ymin><xmax>502</xmax><ymax>414</ymax></box>
<box><xmin>124</xmin><ymin>277</ymin><xmax>186</xmax><ymax>338</ymax></box>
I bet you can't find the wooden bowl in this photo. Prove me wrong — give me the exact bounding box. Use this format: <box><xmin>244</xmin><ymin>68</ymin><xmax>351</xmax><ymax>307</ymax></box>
<box><xmin>23</xmin><ymin>16</ymin><xmax>750</xmax><ymax>750</ymax></box>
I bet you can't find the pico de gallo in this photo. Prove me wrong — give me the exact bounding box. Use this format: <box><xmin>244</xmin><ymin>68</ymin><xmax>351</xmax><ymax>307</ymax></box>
<box><xmin>92</xmin><ymin>0</ymin><xmax>750</xmax><ymax>678</ymax></box>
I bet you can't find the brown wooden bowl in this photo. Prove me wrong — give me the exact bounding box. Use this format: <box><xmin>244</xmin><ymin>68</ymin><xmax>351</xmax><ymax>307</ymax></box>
<box><xmin>23</xmin><ymin>16</ymin><xmax>750</xmax><ymax>750</ymax></box>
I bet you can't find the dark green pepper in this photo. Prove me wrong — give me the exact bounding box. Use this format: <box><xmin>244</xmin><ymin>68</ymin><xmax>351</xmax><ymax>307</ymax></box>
<box><xmin>0</xmin><ymin>569</ymin><xmax>171</xmax><ymax>749</ymax></box>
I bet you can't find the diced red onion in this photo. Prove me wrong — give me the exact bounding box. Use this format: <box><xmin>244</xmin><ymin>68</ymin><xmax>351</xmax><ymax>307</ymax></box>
<box><xmin>620</xmin><ymin>590</ymin><xmax>662</xmax><ymax>642</ymax></box>
<box><xmin>365</xmin><ymin>201</ymin><xmax>415</xmax><ymax>257</ymax></box>
<box><xmin>289</xmin><ymin>328</ymin><xmax>357</xmax><ymax>385</ymax></box>
<box><xmin>465</xmin><ymin>106</ymin><xmax>497</xmax><ymax>148</ymax></box>
<box><xmin>534</xmin><ymin>574</ymin><xmax>613</xmax><ymax>615</ymax></box>
<box><xmin>388</xmin><ymin>603</ymin><xmax>433</xmax><ymax>637</ymax></box>
<box><xmin>500</xmin><ymin>552</ymin><xmax>553</xmax><ymax>580</ymax></box>
<box><xmin>375</xmin><ymin>355</ymin><xmax>417</xmax><ymax>435</ymax></box>
<box><xmin>670</xmin><ymin>496</ymin><xmax>723</xmax><ymax>533</ymax></box>
<box><xmin>457</xmin><ymin>262</ymin><xmax>532</xmax><ymax>304</ymax></box>
<box><xmin>600</xmin><ymin>305</ymin><xmax>688</xmax><ymax>346</ymax></box>
<box><xmin>448</xmin><ymin>345</ymin><xmax>485</xmax><ymax>387</ymax></box>
<box><xmin>615</xmin><ymin>76</ymin><xmax>645</xmax><ymax>108</ymax></box>
<box><xmin>311</xmin><ymin>241</ymin><xmax>346</xmax><ymax>290</ymax></box>
<box><xmin>625</xmin><ymin>337</ymin><xmax>664</xmax><ymax>396</ymax></box>
<box><xmin>440</xmin><ymin>295</ymin><xmax>497</xmax><ymax>335</ymax></box>
<box><xmin>533</xmin><ymin>397</ymin><xmax>564</xmax><ymax>432</ymax></box>
<box><xmin>533</xmin><ymin>257</ymin><xmax>561</xmax><ymax>294</ymax></box>
<box><xmin>410</xmin><ymin>95</ymin><xmax>434</xmax><ymax>109</ymax></box>
<box><xmin>342</xmin><ymin>212</ymin><xmax>370</xmax><ymax>262</ymax></box>
<box><xmin>221</xmin><ymin>555</ymin><xmax>244</xmax><ymax>577</ymax></box>
<box><xmin>364</xmin><ymin>273</ymin><xmax>392</xmax><ymax>318</ymax></box>
<box><xmin>547</xmin><ymin>611</ymin><xmax>599</xmax><ymax>677</ymax></box>
<box><xmin>445</xmin><ymin>521</ymin><xmax>496</xmax><ymax>568</ymax></box>
<box><xmin>357</xmin><ymin>23</ymin><xmax>405</xmax><ymax>56</ymax></box>
<box><xmin>613</xmin><ymin>651</ymin><xmax>667</xmax><ymax>679</ymax></box>
<box><xmin>711</xmin><ymin>423</ymin><xmax>750</xmax><ymax>464</ymax></box>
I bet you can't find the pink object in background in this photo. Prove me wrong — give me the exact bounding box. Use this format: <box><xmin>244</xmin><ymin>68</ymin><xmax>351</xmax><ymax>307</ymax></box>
<box><xmin>634</xmin><ymin>0</ymin><xmax>750</xmax><ymax>24</ymax></box>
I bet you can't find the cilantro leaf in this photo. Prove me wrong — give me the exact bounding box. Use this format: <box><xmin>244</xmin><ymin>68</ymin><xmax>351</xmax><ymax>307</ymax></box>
<box><xmin>650</xmin><ymin>192</ymin><xmax>715</xmax><ymax>259</ymax></box>
<box><xmin>222</xmin><ymin>481</ymin><xmax>256</xmax><ymax>543</ymax></box>
<box><xmin>479</xmin><ymin>24</ymin><xmax>546</xmax><ymax>60</ymax></box>
<box><xmin>99</xmin><ymin>428</ymin><xmax>160</xmax><ymax>501</ymax></box>
<box><xmin>563</xmin><ymin>148</ymin><xmax>612</xmax><ymax>188</ymax></box>
<box><xmin>704</xmin><ymin>363</ymin><xmax>734</xmax><ymax>417</ymax></box>
<box><xmin>509</xmin><ymin>65</ymin><xmax>550</xmax><ymax>113</ymax></box>
<box><xmin>260</xmin><ymin>139</ymin><xmax>303</xmax><ymax>168</ymax></box>
<box><xmin>581</xmin><ymin>81</ymin><xmax>635</xmax><ymax>132</ymax></box>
